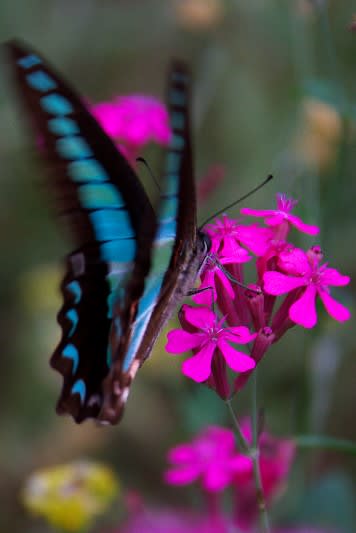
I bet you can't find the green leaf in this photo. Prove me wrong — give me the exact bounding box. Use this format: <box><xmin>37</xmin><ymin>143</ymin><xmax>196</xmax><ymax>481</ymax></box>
<box><xmin>295</xmin><ymin>435</ymin><xmax>356</xmax><ymax>455</ymax></box>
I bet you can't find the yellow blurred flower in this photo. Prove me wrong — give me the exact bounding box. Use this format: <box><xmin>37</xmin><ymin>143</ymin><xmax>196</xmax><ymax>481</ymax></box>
<box><xmin>174</xmin><ymin>0</ymin><xmax>224</xmax><ymax>30</ymax></box>
<box><xmin>22</xmin><ymin>461</ymin><xmax>119</xmax><ymax>532</ymax></box>
<box><xmin>294</xmin><ymin>98</ymin><xmax>342</xmax><ymax>171</ymax></box>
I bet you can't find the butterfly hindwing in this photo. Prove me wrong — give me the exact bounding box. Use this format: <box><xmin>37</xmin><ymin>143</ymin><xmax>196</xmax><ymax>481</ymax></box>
<box><xmin>5</xmin><ymin>40</ymin><xmax>157</xmax><ymax>422</ymax></box>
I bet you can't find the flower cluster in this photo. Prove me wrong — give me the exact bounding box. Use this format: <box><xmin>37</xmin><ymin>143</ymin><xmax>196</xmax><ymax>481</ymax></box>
<box><xmin>91</xmin><ymin>95</ymin><xmax>171</xmax><ymax>166</ymax></box>
<box><xmin>166</xmin><ymin>193</ymin><xmax>350</xmax><ymax>396</ymax></box>
<box><xmin>164</xmin><ymin>422</ymin><xmax>295</xmax><ymax>529</ymax></box>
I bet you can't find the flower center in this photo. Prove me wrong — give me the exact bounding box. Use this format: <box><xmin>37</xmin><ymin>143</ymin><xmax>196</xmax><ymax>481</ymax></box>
<box><xmin>205</xmin><ymin>325</ymin><xmax>222</xmax><ymax>343</ymax></box>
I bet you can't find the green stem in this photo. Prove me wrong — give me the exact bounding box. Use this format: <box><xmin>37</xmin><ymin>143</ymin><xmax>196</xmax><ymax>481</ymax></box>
<box><xmin>225</xmin><ymin>398</ymin><xmax>250</xmax><ymax>455</ymax></box>
<box><xmin>226</xmin><ymin>379</ymin><xmax>271</xmax><ymax>533</ymax></box>
<box><xmin>251</xmin><ymin>371</ymin><xmax>271</xmax><ymax>533</ymax></box>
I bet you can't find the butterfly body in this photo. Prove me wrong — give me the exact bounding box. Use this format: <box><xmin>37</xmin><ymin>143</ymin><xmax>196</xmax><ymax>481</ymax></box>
<box><xmin>5</xmin><ymin>40</ymin><xmax>208</xmax><ymax>424</ymax></box>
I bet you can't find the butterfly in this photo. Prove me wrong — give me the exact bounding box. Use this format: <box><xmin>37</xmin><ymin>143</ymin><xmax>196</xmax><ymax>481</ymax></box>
<box><xmin>5</xmin><ymin>40</ymin><xmax>211</xmax><ymax>424</ymax></box>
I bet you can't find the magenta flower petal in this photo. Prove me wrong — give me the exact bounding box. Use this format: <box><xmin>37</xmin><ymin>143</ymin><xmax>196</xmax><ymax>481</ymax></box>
<box><xmin>91</xmin><ymin>102</ymin><xmax>121</xmax><ymax>137</ymax></box>
<box><xmin>221</xmin><ymin>250</ymin><xmax>251</xmax><ymax>264</ymax></box>
<box><xmin>167</xmin><ymin>444</ymin><xmax>197</xmax><ymax>464</ymax></box>
<box><xmin>164</xmin><ymin>426</ymin><xmax>246</xmax><ymax>495</ymax></box>
<box><xmin>166</xmin><ymin>330</ymin><xmax>203</xmax><ymax>354</ymax></box>
<box><xmin>225</xmin><ymin>326</ymin><xmax>257</xmax><ymax>344</ymax></box>
<box><xmin>287</xmin><ymin>213</ymin><xmax>320</xmax><ymax>235</ymax></box>
<box><xmin>320</xmin><ymin>267</ymin><xmax>350</xmax><ymax>286</ymax></box>
<box><xmin>215</xmin><ymin>269</ymin><xmax>235</xmax><ymax>299</ymax></box>
<box><xmin>91</xmin><ymin>95</ymin><xmax>171</xmax><ymax>149</ymax></box>
<box><xmin>278</xmin><ymin>247</ymin><xmax>310</xmax><ymax>275</ymax></box>
<box><xmin>242</xmin><ymin>194</ymin><xmax>320</xmax><ymax>237</ymax></box>
<box><xmin>218</xmin><ymin>340</ymin><xmax>255</xmax><ymax>372</ymax></box>
<box><xmin>183</xmin><ymin>305</ymin><xmax>216</xmax><ymax>329</ymax></box>
<box><xmin>205</xmin><ymin>215</ymin><xmax>269</xmax><ymax>259</ymax></box>
<box><xmin>264</xmin><ymin>213</ymin><xmax>285</xmax><ymax>227</ymax></box>
<box><xmin>203</xmin><ymin>427</ymin><xmax>236</xmax><ymax>452</ymax></box>
<box><xmin>230</xmin><ymin>454</ymin><xmax>253</xmax><ymax>474</ymax></box>
<box><xmin>289</xmin><ymin>285</ymin><xmax>317</xmax><ymax>328</ymax></box>
<box><xmin>164</xmin><ymin>464</ymin><xmax>202</xmax><ymax>486</ymax></box>
<box><xmin>233</xmin><ymin>225</ymin><xmax>272</xmax><ymax>256</ymax></box>
<box><xmin>192</xmin><ymin>272</ymin><xmax>216</xmax><ymax>305</ymax></box>
<box><xmin>182</xmin><ymin>343</ymin><xmax>216</xmax><ymax>382</ymax></box>
<box><xmin>224</xmin><ymin>328</ymin><xmax>257</xmax><ymax>344</ymax></box>
<box><xmin>203</xmin><ymin>464</ymin><xmax>232</xmax><ymax>491</ymax></box>
<box><xmin>220</xmin><ymin>235</ymin><xmax>240</xmax><ymax>257</ymax></box>
<box><xmin>263</xmin><ymin>271</ymin><xmax>306</xmax><ymax>295</ymax></box>
<box><xmin>318</xmin><ymin>289</ymin><xmax>351</xmax><ymax>322</ymax></box>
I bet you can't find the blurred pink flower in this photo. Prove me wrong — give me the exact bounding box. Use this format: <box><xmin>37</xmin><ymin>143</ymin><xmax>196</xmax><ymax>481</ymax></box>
<box><xmin>263</xmin><ymin>247</ymin><xmax>350</xmax><ymax>328</ymax></box>
<box><xmin>119</xmin><ymin>507</ymin><xmax>230</xmax><ymax>533</ymax></box>
<box><xmin>91</xmin><ymin>95</ymin><xmax>171</xmax><ymax>165</ymax></box>
<box><xmin>163</xmin><ymin>421</ymin><xmax>296</xmax><ymax>529</ymax></box>
<box><xmin>164</xmin><ymin>426</ymin><xmax>251</xmax><ymax>492</ymax></box>
<box><xmin>166</xmin><ymin>305</ymin><xmax>256</xmax><ymax>382</ymax></box>
<box><xmin>241</xmin><ymin>193</ymin><xmax>319</xmax><ymax>240</ymax></box>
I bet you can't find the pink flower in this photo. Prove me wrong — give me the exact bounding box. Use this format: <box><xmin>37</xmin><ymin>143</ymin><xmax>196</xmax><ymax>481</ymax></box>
<box><xmin>263</xmin><ymin>247</ymin><xmax>350</xmax><ymax>328</ymax></box>
<box><xmin>206</xmin><ymin>215</ymin><xmax>272</xmax><ymax>257</ymax></box>
<box><xmin>91</xmin><ymin>95</ymin><xmax>171</xmax><ymax>164</ymax></box>
<box><xmin>241</xmin><ymin>193</ymin><xmax>320</xmax><ymax>240</ymax></box>
<box><xmin>163</xmin><ymin>421</ymin><xmax>296</xmax><ymax>529</ymax></box>
<box><xmin>166</xmin><ymin>305</ymin><xmax>256</xmax><ymax>382</ymax></box>
<box><xmin>164</xmin><ymin>426</ymin><xmax>251</xmax><ymax>492</ymax></box>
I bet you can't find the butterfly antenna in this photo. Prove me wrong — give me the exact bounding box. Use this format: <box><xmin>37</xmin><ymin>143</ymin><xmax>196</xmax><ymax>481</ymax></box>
<box><xmin>137</xmin><ymin>157</ymin><xmax>161</xmax><ymax>193</ymax></box>
<box><xmin>198</xmin><ymin>173</ymin><xmax>273</xmax><ymax>230</ymax></box>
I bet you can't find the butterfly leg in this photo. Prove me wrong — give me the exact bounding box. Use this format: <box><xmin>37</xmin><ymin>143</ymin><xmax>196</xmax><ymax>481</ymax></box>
<box><xmin>187</xmin><ymin>286</ymin><xmax>216</xmax><ymax>314</ymax></box>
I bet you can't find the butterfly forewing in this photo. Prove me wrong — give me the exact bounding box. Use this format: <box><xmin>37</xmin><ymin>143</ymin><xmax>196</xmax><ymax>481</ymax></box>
<box><xmin>98</xmin><ymin>62</ymin><xmax>208</xmax><ymax>423</ymax></box>
<box><xmin>5</xmin><ymin>40</ymin><xmax>157</xmax><ymax>422</ymax></box>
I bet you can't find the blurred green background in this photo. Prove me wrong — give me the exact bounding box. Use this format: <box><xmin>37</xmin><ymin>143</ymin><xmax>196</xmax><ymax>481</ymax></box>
<box><xmin>0</xmin><ymin>0</ymin><xmax>355</xmax><ymax>531</ymax></box>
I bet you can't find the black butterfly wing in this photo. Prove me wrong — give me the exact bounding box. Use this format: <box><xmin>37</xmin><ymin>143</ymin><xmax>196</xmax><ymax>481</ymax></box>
<box><xmin>5</xmin><ymin>40</ymin><xmax>157</xmax><ymax>422</ymax></box>
<box><xmin>98</xmin><ymin>62</ymin><xmax>208</xmax><ymax>423</ymax></box>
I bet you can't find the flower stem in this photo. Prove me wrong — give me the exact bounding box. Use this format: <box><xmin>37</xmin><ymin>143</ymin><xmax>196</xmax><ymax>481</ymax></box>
<box><xmin>251</xmin><ymin>370</ymin><xmax>271</xmax><ymax>533</ymax></box>
<box><xmin>226</xmin><ymin>390</ymin><xmax>271</xmax><ymax>532</ymax></box>
<box><xmin>225</xmin><ymin>398</ymin><xmax>250</xmax><ymax>455</ymax></box>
